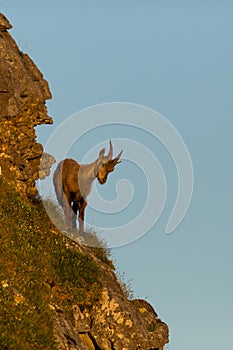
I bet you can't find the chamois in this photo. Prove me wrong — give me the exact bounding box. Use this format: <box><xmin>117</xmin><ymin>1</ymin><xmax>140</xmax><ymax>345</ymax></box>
<box><xmin>53</xmin><ymin>141</ymin><xmax>123</xmax><ymax>231</ymax></box>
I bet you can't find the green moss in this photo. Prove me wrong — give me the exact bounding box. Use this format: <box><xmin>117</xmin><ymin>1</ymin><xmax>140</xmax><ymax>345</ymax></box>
<box><xmin>147</xmin><ymin>321</ymin><xmax>158</xmax><ymax>332</ymax></box>
<box><xmin>0</xmin><ymin>178</ymin><xmax>103</xmax><ymax>349</ymax></box>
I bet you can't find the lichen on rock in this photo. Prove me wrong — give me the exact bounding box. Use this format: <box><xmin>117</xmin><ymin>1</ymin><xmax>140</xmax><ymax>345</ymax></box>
<box><xmin>87</xmin><ymin>252</ymin><xmax>169</xmax><ymax>350</ymax></box>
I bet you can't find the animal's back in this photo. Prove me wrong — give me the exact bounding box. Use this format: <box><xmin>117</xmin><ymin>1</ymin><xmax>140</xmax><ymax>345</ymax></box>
<box><xmin>53</xmin><ymin>159</ymin><xmax>80</xmax><ymax>205</ymax></box>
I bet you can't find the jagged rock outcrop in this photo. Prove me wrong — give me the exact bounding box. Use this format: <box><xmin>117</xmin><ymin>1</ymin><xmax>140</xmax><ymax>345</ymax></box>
<box><xmin>0</xmin><ymin>13</ymin><xmax>169</xmax><ymax>350</ymax></box>
<box><xmin>53</xmin><ymin>241</ymin><xmax>169</xmax><ymax>350</ymax></box>
<box><xmin>39</xmin><ymin>152</ymin><xmax>56</xmax><ymax>179</ymax></box>
<box><xmin>90</xmin><ymin>255</ymin><xmax>168</xmax><ymax>349</ymax></box>
<box><xmin>0</xmin><ymin>13</ymin><xmax>53</xmax><ymax>196</ymax></box>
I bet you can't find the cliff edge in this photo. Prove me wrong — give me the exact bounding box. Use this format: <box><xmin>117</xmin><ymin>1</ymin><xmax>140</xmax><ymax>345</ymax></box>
<box><xmin>0</xmin><ymin>13</ymin><xmax>53</xmax><ymax>196</ymax></box>
<box><xmin>0</xmin><ymin>13</ymin><xmax>169</xmax><ymax>350</ymax></box>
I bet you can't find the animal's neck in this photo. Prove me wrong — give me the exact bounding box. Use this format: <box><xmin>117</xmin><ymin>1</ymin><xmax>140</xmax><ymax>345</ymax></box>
<box><xmin>79</xmin><ymin>160</ymin><xmax>98</xmax><ymax>197</ymax></box>
<box><xmin>80</xmin><ymin>160</ymin><xmax>98</xmax><ymax>180</ymax></box>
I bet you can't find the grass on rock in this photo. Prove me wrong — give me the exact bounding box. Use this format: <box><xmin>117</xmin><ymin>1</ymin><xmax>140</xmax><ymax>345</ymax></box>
<box><xmin>0</xmin><ymin>178</ymin><xmax>104</xmax><ymax>350</ymax></box>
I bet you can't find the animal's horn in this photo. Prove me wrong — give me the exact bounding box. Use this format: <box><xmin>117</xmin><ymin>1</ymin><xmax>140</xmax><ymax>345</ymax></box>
<box><xmin>107</xmin><ymin>140</ymin><xmax>113</xmax><ymax>160</ymax></box>
<box><xmin>113</xmin><ymin>150</ymin><xmax>123</xmax><ymax>165</ymax></box>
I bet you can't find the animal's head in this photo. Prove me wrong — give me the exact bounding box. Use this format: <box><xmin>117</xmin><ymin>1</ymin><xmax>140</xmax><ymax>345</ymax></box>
<box><xmin>96</xmin><ymin>141</ymin><xmax>123</xmax><ymax>185</ymax></box>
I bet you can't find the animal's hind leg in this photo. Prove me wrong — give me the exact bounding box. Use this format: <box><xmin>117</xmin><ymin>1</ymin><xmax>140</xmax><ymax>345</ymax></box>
<box><xmin>78</xmin><ymin>198</ymin><xmax>87</xmax><ymax>232</ymax></box>
<box><xmin>71</xmin><ymin>201</ymin><xmax>78</xmax><ymax>229</ymax></box>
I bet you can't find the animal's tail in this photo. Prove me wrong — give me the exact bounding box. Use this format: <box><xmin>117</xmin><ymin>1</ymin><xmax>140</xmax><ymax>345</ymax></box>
<box><xmin>53</xmin><ymin>160</ymin><xmax>64</xmax><ymax>207</ymax></box>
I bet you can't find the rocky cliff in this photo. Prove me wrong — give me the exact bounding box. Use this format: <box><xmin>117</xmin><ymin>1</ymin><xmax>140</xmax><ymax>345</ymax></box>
<box><xmin>53</xmin><ymin>239</ymin><xmax>169</xmax><ymax>350</ymax></box>
<box><xmin>0</xmin><ymin>13</ymin><xmax>54</xmax><ymax>197</ymax></box>
<box><xmin>0</xmin><ymin>13</ymin><xmax>169</xmax><ymax>350</ymax></box>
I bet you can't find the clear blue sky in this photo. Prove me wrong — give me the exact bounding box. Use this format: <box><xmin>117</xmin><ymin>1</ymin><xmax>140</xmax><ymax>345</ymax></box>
<box><xmin>1</xmin><ymin>1</ymin><xmax>233</xmax><ymax>349</ymax></box>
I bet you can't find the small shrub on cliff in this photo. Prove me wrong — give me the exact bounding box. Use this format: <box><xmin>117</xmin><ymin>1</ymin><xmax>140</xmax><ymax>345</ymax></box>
<box><xmin>116</xmin><ymin>270</ymin><xmax>134</xmax><ymax>300</ymax></box>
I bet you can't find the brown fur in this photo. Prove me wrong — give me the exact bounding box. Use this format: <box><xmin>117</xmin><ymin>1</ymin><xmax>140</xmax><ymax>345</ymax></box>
<box><xmin>53</xmin><ymin>142</ymin><xmax>122</xmax><ymax>231</ymax></box>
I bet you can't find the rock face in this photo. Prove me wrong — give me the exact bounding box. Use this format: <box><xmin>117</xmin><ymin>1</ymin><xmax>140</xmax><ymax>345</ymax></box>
<box><xmin>0</xmin><ymin>13</ymin><xmax>53</xmax><ymax>196</ymax></box>
<box><xmin>53</xmin><ymin>242</ymin><xmax>169</xmax><ymax>350</ymax></box>
<box><xmin>0</xmin><ymin>13</ymin><xmax>169</xmax><ymax>350</ymax></box>
<box><xmin>90</xmin><ymin>269</ymin><xmax>169</xmax><ymax>350</ymax></box>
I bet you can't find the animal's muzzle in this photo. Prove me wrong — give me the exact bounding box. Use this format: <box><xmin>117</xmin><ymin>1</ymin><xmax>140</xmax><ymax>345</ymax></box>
<box><xmin>99</xmin><ymin>178</ymin><xmax>106</xmax><ymax>184</ymax></box>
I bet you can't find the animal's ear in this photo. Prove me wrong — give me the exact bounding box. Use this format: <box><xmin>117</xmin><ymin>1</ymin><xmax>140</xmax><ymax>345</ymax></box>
<box><xmin>98</xmin><ymin>148</ymin><xmax>106</xmax><ymax>159</ymax></box>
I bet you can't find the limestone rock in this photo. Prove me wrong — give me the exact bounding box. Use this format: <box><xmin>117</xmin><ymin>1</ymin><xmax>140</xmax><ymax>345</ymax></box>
<box><xmin>72</xmin><ymin>304</ymin><xmax>90</xmax><ymax>333</ymax></box>
<box><xmin>90</xmin><ymin>268</ymin><xmax>169</xmax><ymax>350</ymax></box>
<box><xmin>57</xmin><ymin>243</ymin><xmax>170</xmax><ymax>350</ymax></box>
<box><xmin>0</xmin><ymin>13</ymin><xmax>52</xmax><ymax>196</ymax></box>
<box><xmin>0</xmin><ymin>13</ymin><xmax>12</xmax><ymax>30</ymax></box>
<box><xmin>53</xmin><ymin>304</ymin><xmax>89</xmax><ymax>350</ymax></box>
<box><xmin>39</xmin><ymin>152</ymin><xmax>56</xmax><ymax>179</ymax></box>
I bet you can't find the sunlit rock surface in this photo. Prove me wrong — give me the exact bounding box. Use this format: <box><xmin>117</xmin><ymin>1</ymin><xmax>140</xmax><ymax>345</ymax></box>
<box><xmin>0</xmin><ymin>13</ymin><xmax>52</xmax><ymax>196</ymax></box>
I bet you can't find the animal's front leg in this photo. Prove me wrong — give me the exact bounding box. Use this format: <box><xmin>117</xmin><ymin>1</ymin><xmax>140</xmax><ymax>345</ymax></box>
<box><xmin>63</xmin><ymin>193</ymin><xmax>74</xmax><ymax>229</ymax></box>
<box><xmin>78</xmin><ymin>198</ymin><xmax>87</xmax><ymax>232</ymax></box>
